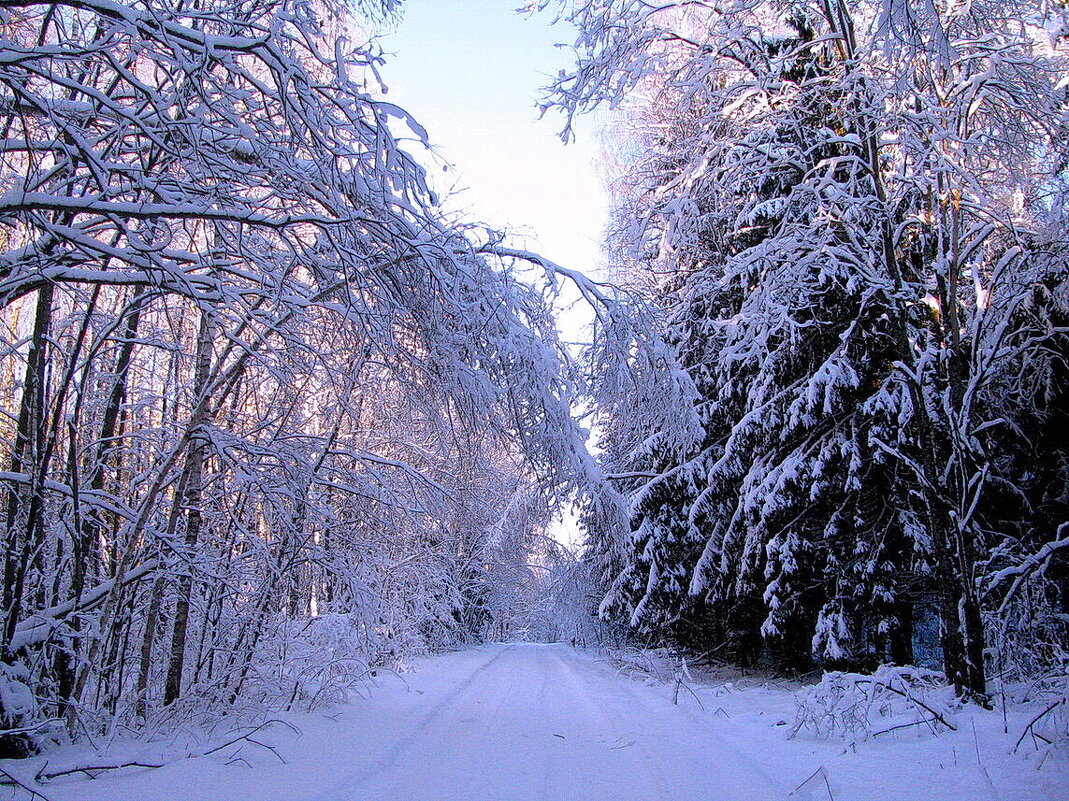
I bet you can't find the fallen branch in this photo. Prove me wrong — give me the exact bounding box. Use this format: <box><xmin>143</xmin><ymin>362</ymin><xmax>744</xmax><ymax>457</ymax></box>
<box><xmin>0</xmin><ymin>766</ymin><xmax>56</xmax><ymax>801</ymax></box>
<box><xmin>872</xmin><ymin>717</ymin><xmax>945</xmax><ymax>738</ymax></box>
<box><xmin>34</xmin><ymin>759</ymin><xmax>166</xmax><ymax>782</ymax></box>
<box><xmin>31</xmin><ymin>720</ymin><xmax>299</xmax><ymax>784</ymax></box>
<box><xmin>1014</xmin><ymin>698</ymin><xmax>1066</xmax><ymax>753</ymax></box>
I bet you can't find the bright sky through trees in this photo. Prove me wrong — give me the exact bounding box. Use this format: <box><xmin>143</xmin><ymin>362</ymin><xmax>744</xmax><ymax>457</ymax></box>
<box><xmin>372</xmin><ymin>1</ymin><xmax>608</xmax><ymax>549</ymax></box>
<box><xmin>374</xmin><ymin>0</ymin><xmax>609</xmax><ymax>290</ymax></box>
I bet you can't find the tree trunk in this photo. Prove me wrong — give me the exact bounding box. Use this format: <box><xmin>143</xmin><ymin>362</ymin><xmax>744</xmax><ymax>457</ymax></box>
<box><xmin>135</xmin><ymin>575</ymin><xmax>167</xmax><ymax>718</ymax></box>
<box><xmin>888</xmin><ymin>598</ymin><xmax>915</xmax><ymax>666</ymax></box>
<box><xmin>164</xmin><ymin>309</ymin><xmax>213</xmax><ymax>706</ymax></box>
<box><xmin>2</xmin><ymin>286</ymin><xmax>54</xmax><ymax>650</ymax></box>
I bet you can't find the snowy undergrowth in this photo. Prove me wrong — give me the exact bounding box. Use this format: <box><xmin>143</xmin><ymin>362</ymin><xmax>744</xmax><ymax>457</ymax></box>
<box><xmin>1005</xmin><ymin>671</ymin><xmax>1069</xmax><ymax>757</ymax></box>
<box><xmin>602</xmin><ymin>647</ymin><xmax>680</xmax><ymax>684</ymax></box>
<box><xmin>0</xmin><ymin>664</ymin><xmax>62</xmax><ymax>757</ymax></box>
<box><xmin>611</xmin><ymin>648</ymin><xmax>1069</xmax><ymax>770</ymax></box>
<box><xmin>0</xmin><ymin>618</ymin><xmax>426</xmax><ymax>795</ymax></box>
<box><xmin>51</xmin><ymin>614</ymin><xmax>416</xmax><ymax>766</ymax></box>
<box><xmin>790</xmin><ymin>666</ymin><xmax>959</xmax><ymax>743</ymax></box>
<box><xmin>243</xmin><ymin>614</ymin><xmax>388</xmax><ymax>712</ymax></box>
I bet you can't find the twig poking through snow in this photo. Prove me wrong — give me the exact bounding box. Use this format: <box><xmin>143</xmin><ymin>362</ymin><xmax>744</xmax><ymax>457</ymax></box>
<box><xmin>0</xmin><ymin>766</ymin><xmax>55</xmax><ymax>801</ymax></box>
<box><xmin>672</xmin><ymin>659</ymin><xmax>707</xmax><ymax>712</ymax></box>
<box><xmin>788</xmin><ymin>765</ymin><xmax>835</xmax><ymax>800</ymax></box>
<box><xmin>1013</xmin><ymin>698</ymin><xmax>1066</xmax><ymax>753</ymax></box>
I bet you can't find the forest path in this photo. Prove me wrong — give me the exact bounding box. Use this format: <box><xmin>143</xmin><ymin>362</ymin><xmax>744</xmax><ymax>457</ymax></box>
<box><xmin>25</xmin><ymin>642</ymin><xmax>1069</xmax><ymax>801</ymax></box>
<box><xmin>35</xmin><ymin>643</ymin><xmax>786</xmax><ymax>801</ymax></box>
<box><xmin>303</xmin><ymin>642</ymin><xmax>781</xmax><ymax>801</ymax></box>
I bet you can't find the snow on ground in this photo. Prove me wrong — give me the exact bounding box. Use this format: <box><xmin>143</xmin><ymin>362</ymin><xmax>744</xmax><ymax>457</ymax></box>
<box><xmin>2</xmin><ymin>642</ymin><xmax>1067</xmax><ymax>800</ymax></box>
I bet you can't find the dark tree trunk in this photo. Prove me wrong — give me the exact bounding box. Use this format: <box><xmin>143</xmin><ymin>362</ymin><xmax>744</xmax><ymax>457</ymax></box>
<box><xmin>2</xmin><ymin>286</ymin><xmax>54</xmax><ymax>648</ymax></box>
<box><xmin>164</xmin><ymin>310</ymin><xmax>213</xmax><ymax>706</ymax></box>
<box><xmin>888</xmin><ymin>599</ymin><xmax>915</xmax><ymax>666</ymax></box>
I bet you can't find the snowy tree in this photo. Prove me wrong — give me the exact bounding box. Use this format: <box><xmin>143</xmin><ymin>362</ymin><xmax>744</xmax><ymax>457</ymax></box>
<box><xmin>0</xmin><ymin>0</ymin><xmax>600</xmax><ymax>752</ymax></box>
<box><xmin>542</xmin><ymin>0</ymin><xmax>1069</xmax><ymax>695</ymax></box>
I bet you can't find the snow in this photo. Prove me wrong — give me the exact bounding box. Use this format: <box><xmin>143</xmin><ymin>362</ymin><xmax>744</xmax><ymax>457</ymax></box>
<box><xmin>5</xmin><ymin>643</ymin><xmax>1066</xmax><ymax>801</ymax></box>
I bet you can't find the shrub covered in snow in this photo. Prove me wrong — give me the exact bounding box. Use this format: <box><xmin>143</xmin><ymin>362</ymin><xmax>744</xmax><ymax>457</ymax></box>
<box><xmin>253</xmin><ymin>614</ymin><xmax>381</xmax><ymax>712</ymax></box>
<box><xmin>790</xmin><ymin>666</ymin><xmax>959</xmax><ymax>743</ymax></box>
<box><xmin>0</xmin><ymin>661</ymin><xmax>63</xmax><ymax>756</ymax></box>
<box><xmin>606</xmin><ymin>647</ymin><xmax>680</xmax><ymax>685</ymax></box>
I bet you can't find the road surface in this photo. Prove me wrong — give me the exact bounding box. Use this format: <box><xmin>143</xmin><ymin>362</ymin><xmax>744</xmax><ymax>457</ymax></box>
<box><xmin>302</xmin><ymin>642</ymin><xmax>782</xmax><ymax>801</ymax></box>
<box><xmin>34</xmin><ymin>643</ymin><xmax>784</xmax><ymax>801</ymax></box>
<box><xmin>24</xmin><ymin>642</ymin><xmax>1069</xmax><ymax>801</ymax></box>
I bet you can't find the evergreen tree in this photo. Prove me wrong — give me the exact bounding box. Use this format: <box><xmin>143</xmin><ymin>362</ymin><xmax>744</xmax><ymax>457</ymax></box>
<box><xmin>546</xmin><ymin>0</ymin><xmax>1069</xmax><ymax>694</ymax></box>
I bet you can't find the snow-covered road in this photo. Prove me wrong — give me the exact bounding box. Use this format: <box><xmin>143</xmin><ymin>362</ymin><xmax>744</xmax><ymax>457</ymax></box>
<box><xmin>25</xmin><ymin>643</ymin><xmax>782</xmax><ymax>801</ymax></box>
<box><xmin>298</xmin><ymin>642</ymin><xmax>780</xmax><ymax>801</ymax></box>
<box><xmin>15</xmin><ymin>642</ymin><xmax>1069</xmax><ymax>801</ymax></box>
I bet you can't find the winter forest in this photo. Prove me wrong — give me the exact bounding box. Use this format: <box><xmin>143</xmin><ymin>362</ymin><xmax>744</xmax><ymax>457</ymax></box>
<box><xmin>0</xmin><ymin>0</ymin><xmax>1068</xmax><ymax>799</ymax></box>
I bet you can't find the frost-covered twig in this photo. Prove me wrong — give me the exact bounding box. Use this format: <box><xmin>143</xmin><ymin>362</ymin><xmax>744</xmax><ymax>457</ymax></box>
<box><xmin>989</xmin><ymin>529</ymin><xmax>1069</xmax><ymax>615</ymax></box>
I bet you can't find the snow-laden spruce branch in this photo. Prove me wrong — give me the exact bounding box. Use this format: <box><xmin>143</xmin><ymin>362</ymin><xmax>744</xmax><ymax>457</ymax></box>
<box><xmin>534</xmin><ymin>0</ymin><xmax>1069</xmax><ymax>695</ymax></box>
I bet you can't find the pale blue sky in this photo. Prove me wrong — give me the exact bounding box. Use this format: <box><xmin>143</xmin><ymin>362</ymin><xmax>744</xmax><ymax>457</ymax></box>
<box><xmin>372</xmin><ymin>2</ymin><xmax>603</xmax><ymax>546</ymax></box>
<box><xmin>373</xmin><ymin>0</ymin><xmax>608</xmax><ymax>281</ymax></box>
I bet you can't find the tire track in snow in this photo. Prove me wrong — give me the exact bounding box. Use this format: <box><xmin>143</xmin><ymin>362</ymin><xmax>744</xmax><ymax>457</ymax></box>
<box><xmin>311</xmin><ymin>643</ymin><xmax>782</xmax><ymax>801</ymax></box>
<box><xmin>534</xmin><ymin>651</ymin><xmax>559</xmax><ymax>801</ymax></box>
<box><xmin>548</xmin><ymin>649</ymin><xmax>677</xmax><ymax>801</ymax></box>
<box><xmin>306</xmin><ymin>644</ymin><xmax>512</xmax><ymax>801</ymax></box>
<box><xmin>452</xmin><ymin>643</ymin><xmax>549</xmax><ymax>800</ymax></box>
<box><xmin>563</xmin><ymin>651</ymin><xmax>783</xmax><ymax>799</ymax></box>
